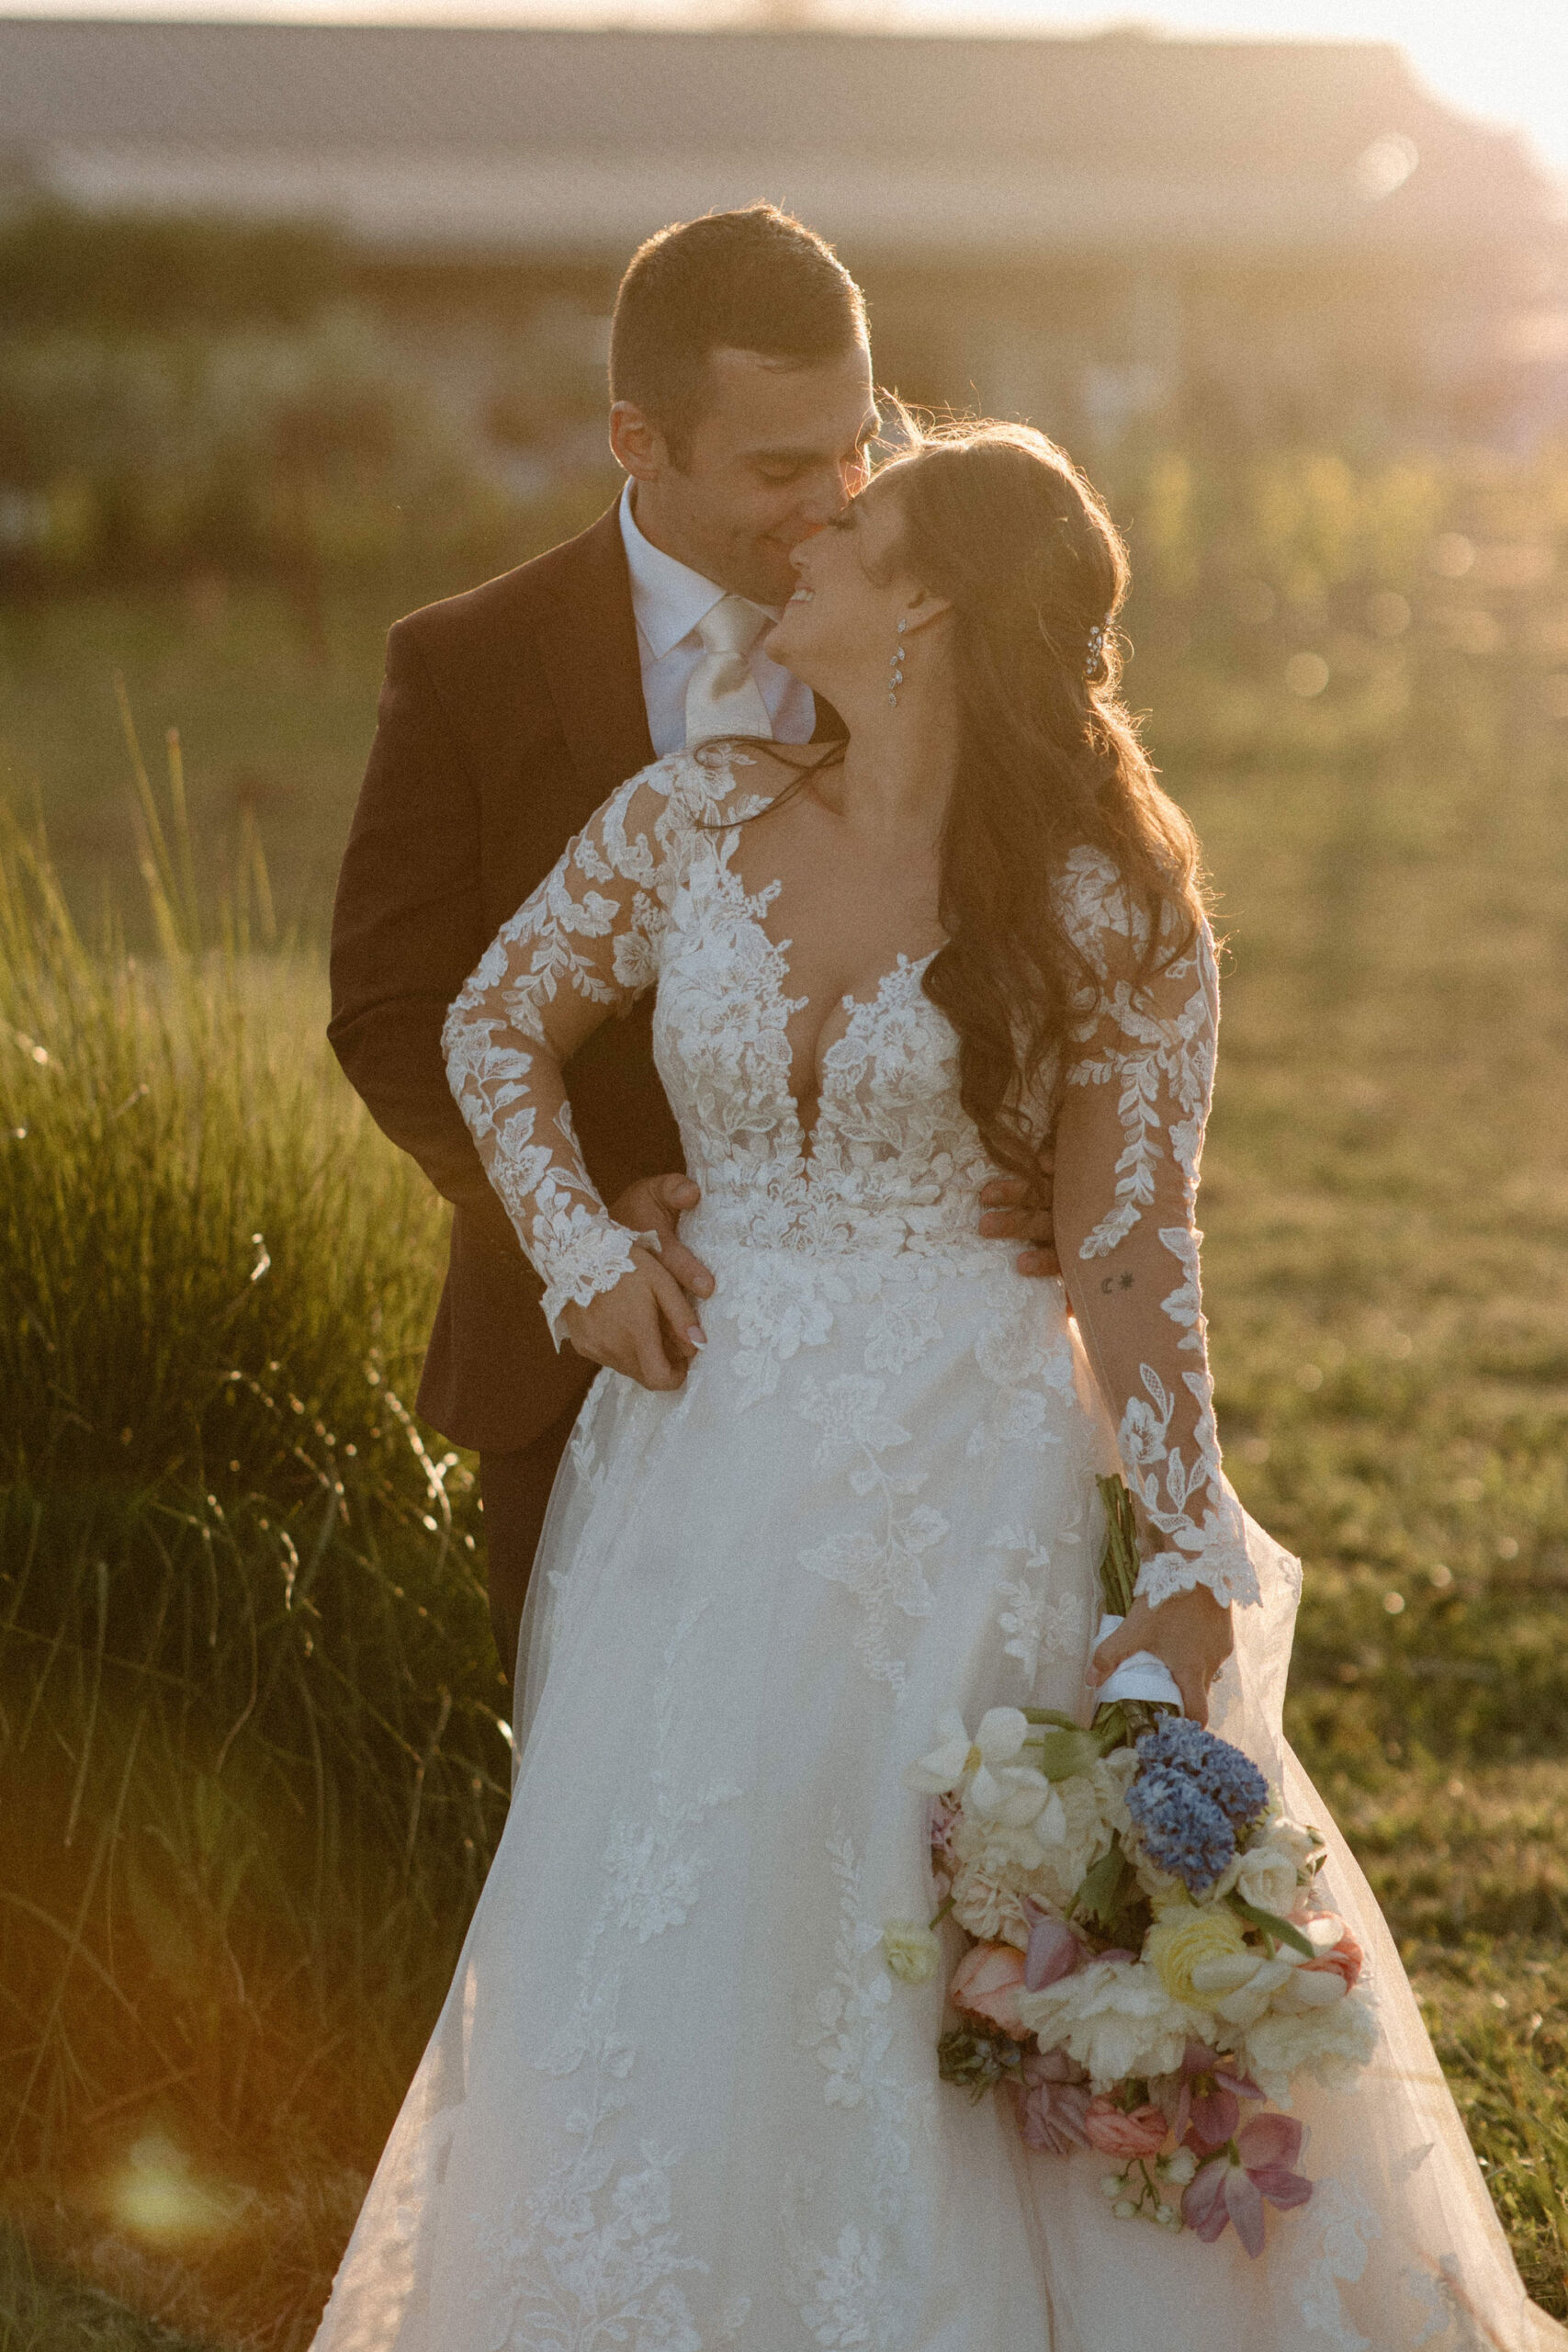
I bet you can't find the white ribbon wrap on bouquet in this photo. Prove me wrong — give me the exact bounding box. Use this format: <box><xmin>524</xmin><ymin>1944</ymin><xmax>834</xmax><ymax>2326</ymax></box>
<box><xmin>1091</xmin><ymin>1611</ymin><xmax>1184</xmax><ymax>1711</ymax></box>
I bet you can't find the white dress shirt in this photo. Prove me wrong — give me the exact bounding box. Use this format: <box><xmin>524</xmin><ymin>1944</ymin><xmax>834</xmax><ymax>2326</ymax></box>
<box><xmin>618</xmin><ymin>478</ymin><xmax>816</xmax><ymax>757</ymax></box>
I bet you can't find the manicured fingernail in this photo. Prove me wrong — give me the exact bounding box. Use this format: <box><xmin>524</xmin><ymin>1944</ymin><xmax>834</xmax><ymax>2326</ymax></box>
<box><xmin>687</xmin><ymin>1329</ymin><xmax>706</xmax><ymax>1348</ymax></box>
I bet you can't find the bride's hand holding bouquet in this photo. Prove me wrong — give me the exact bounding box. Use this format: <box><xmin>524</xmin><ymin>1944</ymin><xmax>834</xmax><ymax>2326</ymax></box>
<box><xmin>1089</xmin><ymin>1583</ymin><xmax>1235</xmax><ymax>1728</ymax></box>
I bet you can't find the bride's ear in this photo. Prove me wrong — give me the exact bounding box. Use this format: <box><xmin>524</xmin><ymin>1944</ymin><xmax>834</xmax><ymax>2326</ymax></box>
<box><xmin>900</xmin><ymin>590</ymin><xmax>952</xmax><ymax>637</ymax></box>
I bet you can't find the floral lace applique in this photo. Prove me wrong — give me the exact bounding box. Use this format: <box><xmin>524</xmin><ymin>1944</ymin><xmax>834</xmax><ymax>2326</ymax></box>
<box><xmin>479</xmin><ymin>2066</ymin><xmax>709</xmax><ymax>2352</ymax></box>
<box><xmin>863</xmin><ymin>1279</ymin><xmax>945</xmax><ymax>1378</ymax></box>
<box><xmin>967</xmin><ymin>1282</ymin><xmax>1082</xmax><ymax>1463</ymax></box>
<box><xmin>1279</xmin><ymin>2167</ymin><xmax>1382</xmax><ymax>2352</ymax></box>
<box><xmin>1055</xmin><ymin>845</ymin><xmax>1259</xmax><ymax>1611</ymax></box>
<box><xmin>1404</xmin><ymin>2256</ymin><xmax>1501</xmax><ymax>2350</ymax></box>
<box><xmin>987</xmin><ymin>1524</ymin><xmax>1089</xmax><ymax>1682</ymax></box>
<box><xmin>483</xmin><ymin>1595</ymin><xmax>742</xmax><ymax>2346</ymax></box>
<box><xmin>443</xmin><ymin>756</ymin><xmax>764</xmax><ymax>1340</ymax></box>
<box><xmin>788</xmin><ymin>1817</ymin><xmax>931</xmax><ymax>2348</ymax></box>
<box><xmin>795</xmin><ymin>1374</ymin><xmax>948</xmax><ymax>1696</ymax></box>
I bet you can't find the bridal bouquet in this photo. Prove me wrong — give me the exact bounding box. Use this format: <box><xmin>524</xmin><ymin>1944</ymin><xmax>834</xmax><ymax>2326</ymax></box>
<box><xmin>884</xmin><ymin>1480</ymin><xmax>1377</xmax><ymax>2256</ymax></box>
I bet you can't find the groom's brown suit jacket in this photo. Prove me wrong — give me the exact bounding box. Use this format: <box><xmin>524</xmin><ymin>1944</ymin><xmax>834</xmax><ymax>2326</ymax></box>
<box><xmin>329</xmin><ymin>501</ymin><xmax>842</xmax><ymax>1457</ymax></box>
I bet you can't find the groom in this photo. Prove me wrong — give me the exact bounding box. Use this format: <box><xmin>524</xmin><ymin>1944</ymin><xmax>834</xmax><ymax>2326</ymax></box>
<box><xmin>329</xmin><ymin>205</ymin><xmax>1058</xmax><ymax>1687</ymax></box>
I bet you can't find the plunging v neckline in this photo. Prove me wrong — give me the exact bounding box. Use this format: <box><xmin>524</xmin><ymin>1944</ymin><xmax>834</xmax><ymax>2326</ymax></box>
<box><xmin>708</xmin><ymin>835</ymin><xmax>943</xmax><ymax>1172</ymax></box>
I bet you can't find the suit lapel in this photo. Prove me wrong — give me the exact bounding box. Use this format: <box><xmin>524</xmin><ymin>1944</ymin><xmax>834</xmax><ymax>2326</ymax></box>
<box><xmin>533</xmin><ymin>503</ymin><xmax>656</xmax><ymax>819</ymax></box>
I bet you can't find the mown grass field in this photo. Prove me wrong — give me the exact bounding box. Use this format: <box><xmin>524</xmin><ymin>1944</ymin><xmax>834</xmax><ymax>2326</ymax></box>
<box><xmin>3</xmin><ymin>445</ymin><xmax>1567</xmax><ymax>2344</ymax></box>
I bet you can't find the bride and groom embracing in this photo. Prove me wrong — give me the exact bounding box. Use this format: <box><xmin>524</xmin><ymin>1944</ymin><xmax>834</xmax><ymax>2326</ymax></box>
<box><xmin>320</xmin><ymin>207</ymin><xmax>1560</xmax><ymax>2349</ymax></box>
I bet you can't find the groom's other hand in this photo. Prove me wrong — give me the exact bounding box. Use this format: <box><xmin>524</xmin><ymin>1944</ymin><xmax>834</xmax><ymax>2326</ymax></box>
<box><xmin>978</xmin><ymin>1169</ymin><xmax>1060</xmax><ymax>1278</ymax></box>
<box><xmin>609</xmin><ymin>1173</ymin><xmax>716</xmax><ymax>1306</ymax></box>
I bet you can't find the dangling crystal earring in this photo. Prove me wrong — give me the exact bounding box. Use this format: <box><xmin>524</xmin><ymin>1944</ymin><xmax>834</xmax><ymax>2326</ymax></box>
<box><xmin>888</xmin><ymin>617</ymin><xmax>908</xmax><ymax>707</ymax></box>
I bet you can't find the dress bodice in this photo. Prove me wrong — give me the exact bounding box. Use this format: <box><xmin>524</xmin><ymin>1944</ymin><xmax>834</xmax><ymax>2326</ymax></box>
<box><xmin>650</xmin><ymin>816</ymin><xmax>998</xmax><ymax>1271</ymax></box>
<box><xmin>443</xmin><ymin>750</ymin><xmax>1258</xmax><ymax>1611</ymax></box>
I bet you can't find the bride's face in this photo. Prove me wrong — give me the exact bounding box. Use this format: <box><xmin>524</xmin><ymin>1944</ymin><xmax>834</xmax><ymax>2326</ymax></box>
<box><xmin>764</xmin><ymin>481</ymin><xmax>925</xmax><ymax>695</ymax></box>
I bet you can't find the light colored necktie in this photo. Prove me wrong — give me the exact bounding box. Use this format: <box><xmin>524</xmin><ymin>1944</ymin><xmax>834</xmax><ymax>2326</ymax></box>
<box><xmin>683</xmin><ymin>594</ymin><xmax>774</xmax><ymax>746</ymax></box>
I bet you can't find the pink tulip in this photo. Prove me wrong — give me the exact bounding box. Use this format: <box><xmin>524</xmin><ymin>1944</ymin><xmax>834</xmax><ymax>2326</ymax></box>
<box><xmin>1022</xmin><ymin>1907</ymin><xmax>1085</xmax><ymax>1992</ymax></box>
<box><xmin>1014</xmin><ymin>2049</ymin><xmax>1094</xmax><ymax>2155</ymax></box>
<box><xmin>1083</xmin><ymin>2098</ymin><xmax>1169</xmax><ymax>2159</ymax></box>
<box><xmin>1182</xmin><ymin>2111</ymin><xmax>1314</xmax><ymax>2256</ymax></box>
<box><xmin>950</xmin><ymin>1941</ymin><xmax>1030</xmax><ymax>2037</ymax></box>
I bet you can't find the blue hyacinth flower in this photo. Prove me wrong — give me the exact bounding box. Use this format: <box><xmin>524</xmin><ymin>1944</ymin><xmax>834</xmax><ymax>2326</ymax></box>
<box><xmin>1124</xmin><ymin>1762</ymin><xmax>1238</xmax><ymax>1896</ymax></box>
<box><xmin>1134</xmin><ymin>1717</ymin><xmax>1269</xmax><ymax>1834</ymax></box>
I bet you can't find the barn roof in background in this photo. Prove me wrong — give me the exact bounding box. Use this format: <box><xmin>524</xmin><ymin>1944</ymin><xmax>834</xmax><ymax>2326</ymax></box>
<box><xmin>0</xmin><ymin>16</ymin><xmax>1558</xmax><ymax>265</ymax></box>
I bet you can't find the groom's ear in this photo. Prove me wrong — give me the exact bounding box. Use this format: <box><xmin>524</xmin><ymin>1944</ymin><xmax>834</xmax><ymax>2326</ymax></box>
<box><xmin>609</xmin><ymin>401</ymin><xmax>670</xmax><ymax>483</ymax></box>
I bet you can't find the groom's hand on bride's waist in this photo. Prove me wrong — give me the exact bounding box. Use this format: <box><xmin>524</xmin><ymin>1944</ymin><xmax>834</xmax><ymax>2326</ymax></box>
<box><xmin>977</xmin><ymin>1173</ymin><xmax>1060</xmax><ymax>1278</ymax></box>
<box><xmin>607</xmin><ymin>1174</ymin><xmax>716</xmax><ymax>1307</ymax></box>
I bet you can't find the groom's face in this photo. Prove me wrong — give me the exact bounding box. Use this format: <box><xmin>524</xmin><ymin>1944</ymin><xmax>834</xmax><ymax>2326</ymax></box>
<box><xmin>617</xmin><ymin>344</ymin><xmax>879</xmax><ymax>608</ymax></box>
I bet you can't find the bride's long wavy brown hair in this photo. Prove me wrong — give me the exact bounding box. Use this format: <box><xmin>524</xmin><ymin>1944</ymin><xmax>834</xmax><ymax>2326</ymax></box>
<box><xmin>864</xmin><ymin>419</ymin><xmax>1207</xmax><ymax>1184</ymax></box>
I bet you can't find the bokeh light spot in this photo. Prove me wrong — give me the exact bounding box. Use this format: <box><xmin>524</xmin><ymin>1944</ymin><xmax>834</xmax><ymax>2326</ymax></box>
<box><xmin>107</xmin><ymin>2132</ymin><xmax>248</xmax><ymax>2247</ymax></box>
<box><xmin>1285</xmin><ymin>653</ymin><xmax>1330</xmax><ymax>698</ymax></box>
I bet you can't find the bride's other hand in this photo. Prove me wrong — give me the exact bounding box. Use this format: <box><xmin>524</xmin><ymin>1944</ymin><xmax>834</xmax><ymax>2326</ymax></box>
<box><xmin>607</xmin><ymin>1173</ymin><xmax>716</xmax><ymax>1306</ymax></box>
<box><xmin>558</xmin><ymin>1243</ymin><xmax>705</xmax><ymax>1391</ymax></box>
<box><xmin>977</xmin><ymin>1165</ymin><xmax>1060</xmax><ymax>1278</ymax></box>
<box><xmin>1086</xmin><ymin>1584</ymin><xmax>1235</xmax><ymax>1727</ymax></box>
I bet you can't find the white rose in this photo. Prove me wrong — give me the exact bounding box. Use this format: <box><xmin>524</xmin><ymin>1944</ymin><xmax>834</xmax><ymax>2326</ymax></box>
<box><xmin>1240</xmin><ymin>1989</ymin><xmax>1379</xmax><ymax>2102</ymax></box>
<box><xmin>1269</xmin><ymin>1815</ymin><xmax>1327</xmax><ymax>1872</ymax></box>
<box><xmin>1027</xmin><ymin>1772</ymin><xmax>1117</xmax><ymax>1912</ymax></box>
<box><xmin>1089</xmin><ymin>1751</ymin><xmax>1138</xmax><ymax>1838</ymax></box>
<box><xmin>1233</xmin><ymin>1841</ymin><xmax>1303</xmax><ymax>1917</ymax></box>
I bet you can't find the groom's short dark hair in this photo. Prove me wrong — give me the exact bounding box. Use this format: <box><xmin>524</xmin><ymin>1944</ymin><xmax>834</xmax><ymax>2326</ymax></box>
<box><xmin>610</xmin><ymin>204</ymin><xmax>868</xmax><ymax>463</ymax></box>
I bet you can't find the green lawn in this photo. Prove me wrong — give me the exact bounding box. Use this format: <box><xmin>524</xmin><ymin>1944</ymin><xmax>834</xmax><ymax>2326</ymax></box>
<box><xmin>2</xmin><ymin>518</ymin><xmax>1566</xmax><ymax>2342</ymax></box>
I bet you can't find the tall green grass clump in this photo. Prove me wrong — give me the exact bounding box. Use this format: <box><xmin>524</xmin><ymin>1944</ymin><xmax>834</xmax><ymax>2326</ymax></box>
<box><xmin>0</xmin><ymin>711</ymin><xmax>508</xmax><ymax>2346</ymax></box>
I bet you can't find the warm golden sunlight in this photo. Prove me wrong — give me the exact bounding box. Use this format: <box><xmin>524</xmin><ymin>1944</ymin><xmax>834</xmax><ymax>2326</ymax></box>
<box><xmin>1</xmin><ymin>9</ymin><xmax>1565</xmax><ymax>2348</ymax></box>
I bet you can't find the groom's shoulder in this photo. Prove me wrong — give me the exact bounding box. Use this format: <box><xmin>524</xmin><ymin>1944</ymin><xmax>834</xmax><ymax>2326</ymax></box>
<box><xmin>391</xmin><ymin>502</ymin><xmax>625</xmax><ymax>670</ymax></box>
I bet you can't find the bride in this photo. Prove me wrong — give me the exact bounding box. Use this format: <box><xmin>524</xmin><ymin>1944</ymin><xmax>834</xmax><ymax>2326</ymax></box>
<box><xmin>310</xmin><ymin>424</ymin><xmax>1562</xmax><ymax>2350</ymax></box>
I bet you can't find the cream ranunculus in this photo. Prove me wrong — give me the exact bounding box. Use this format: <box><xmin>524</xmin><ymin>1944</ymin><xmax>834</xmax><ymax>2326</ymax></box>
<box><xmin>1143</xmin><ymin>1904</ymin><xmax>1249</xmax><ymax>2007</ymax></box>
<box><xmin>881</xmin><ymin>1920</ymin><xmax>942</xmax><ymax>1985</ymax></box>
<box><xmin>1207</xmin><ymin>1951</ymin><xmax>1299</xmax><ymax>2029</ymax></box>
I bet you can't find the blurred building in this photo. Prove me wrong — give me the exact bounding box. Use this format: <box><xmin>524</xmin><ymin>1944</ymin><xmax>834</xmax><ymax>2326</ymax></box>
<box><xmin>1</xmin><ymin>15</ymin><xmax>1564</xmax><ymax>460</ymax></box>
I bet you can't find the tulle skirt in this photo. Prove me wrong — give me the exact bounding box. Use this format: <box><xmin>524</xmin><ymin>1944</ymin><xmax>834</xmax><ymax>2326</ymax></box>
<box><xmin>310</xmin><ymin>1248</ymin><xmax>1563</xmax><ymax>2350</ymax></box>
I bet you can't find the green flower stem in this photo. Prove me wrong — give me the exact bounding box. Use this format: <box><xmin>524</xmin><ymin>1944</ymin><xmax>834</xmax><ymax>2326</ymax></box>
<box><xmin>1227</xmin><ymin>1892</ymin><xmax>1314</xmax><ymax>1959</ymax></box>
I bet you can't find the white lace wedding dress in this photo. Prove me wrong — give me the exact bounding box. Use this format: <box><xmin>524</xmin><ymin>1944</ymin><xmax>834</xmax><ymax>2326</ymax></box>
<box><xmin>311</xmin><ymin>751</ymin><xmax>1562</xmax><ymax>2352</ymax></box>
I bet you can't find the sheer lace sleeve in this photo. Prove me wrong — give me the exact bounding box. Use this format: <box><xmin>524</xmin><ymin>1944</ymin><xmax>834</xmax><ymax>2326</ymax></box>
<box><xmin>441</xmin><ymin>755</ymin><xmax>720</xmax><ymax>1344</ymax></box>
<box><xmin>1050</xmin><ymin>847</ymin><xmax>1259</xmax><ymax>1611</ymax></box>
